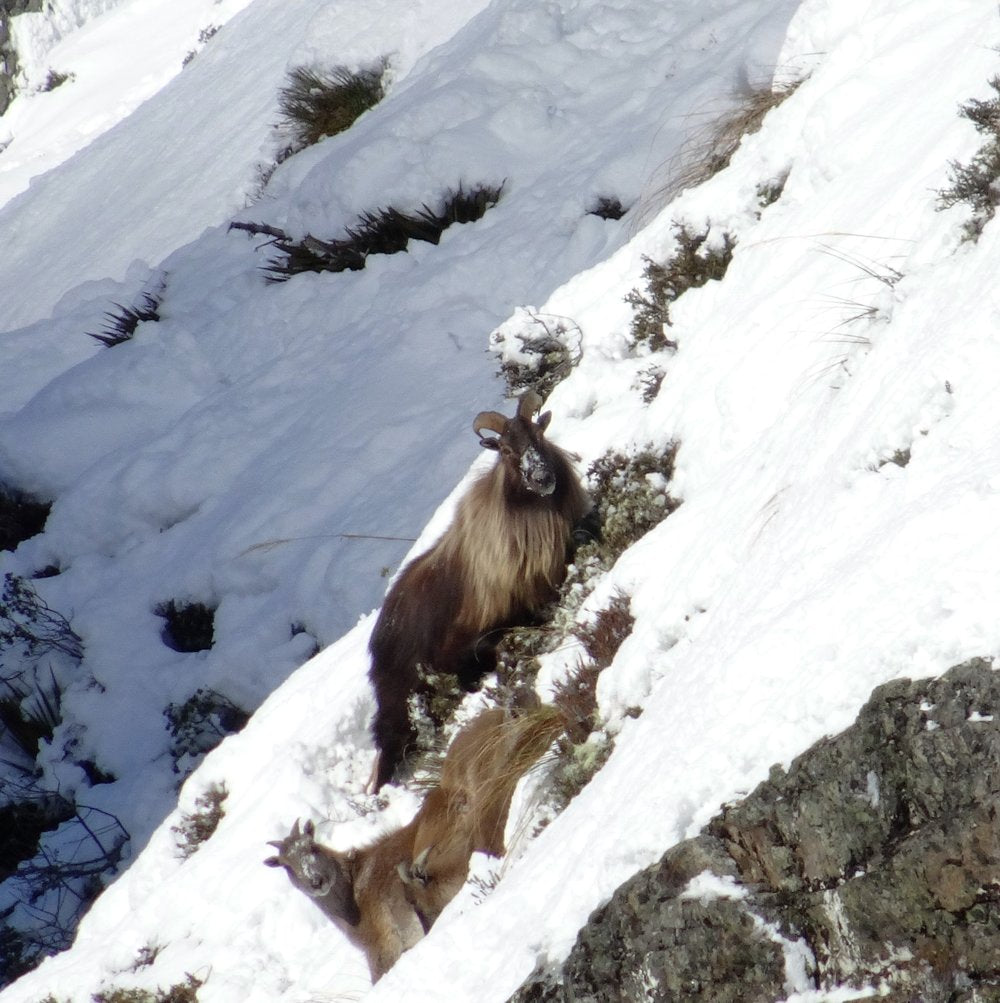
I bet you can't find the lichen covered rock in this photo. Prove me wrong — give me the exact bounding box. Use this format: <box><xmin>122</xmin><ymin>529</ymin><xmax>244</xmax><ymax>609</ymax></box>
<box><xmin>511</xmin><ymin>658</ymin><xmax>1000</xmax><ymax>1002</ymax></box>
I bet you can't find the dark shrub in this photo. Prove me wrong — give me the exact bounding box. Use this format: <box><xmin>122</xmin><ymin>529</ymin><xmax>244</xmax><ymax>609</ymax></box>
<box><xmin>0</xmin><ymin>487</ymin><xmax>51</xmax><ymax>552</ymax></box>
<box><xmin>155</xmin><ymin>600</ymin><xmax>215</xmax><ymax>653</ymax></box>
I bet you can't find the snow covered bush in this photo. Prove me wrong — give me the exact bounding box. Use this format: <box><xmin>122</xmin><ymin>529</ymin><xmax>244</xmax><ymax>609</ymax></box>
<box><xmin>171</xmin><ymin>783</ymin><xmax>227</xmax><ymax>860</ymax></box>
<box><xmin>938</xmin><ymin>74</ymin><xmax>1000</xmax><ymax>240</ymax></box>
<box><xmin>625</xmin><ymin>224</ymin><xmax>736</xmax><ymax>352</ymax></box>
<box><xmin>492</xmin><ymin>311</ymin><xmax>582</xmax><ymax>399</ymax></box>
<box><xmin>163</xmin><ymin>689</ymin><xmax>248</xmax><ymax>777</ymax></box>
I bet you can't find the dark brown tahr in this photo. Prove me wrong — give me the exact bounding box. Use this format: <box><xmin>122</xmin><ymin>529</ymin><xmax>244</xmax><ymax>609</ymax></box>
<box><xmin>368</xmin><ymin>391</ymin><xmax>591</xmax><ymax>790</ymax></box>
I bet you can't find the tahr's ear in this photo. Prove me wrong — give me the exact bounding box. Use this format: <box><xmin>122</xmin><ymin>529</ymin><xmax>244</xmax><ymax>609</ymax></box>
<box><xmin>536</xmin><ymin>411</ymin><xmax>552</xmax><ymax>433</ymax></box>
<box><xmin>264</xmin><ymin>856</ymin><xmax>282</xmax><ymax>868</ymax></box>
<box><xmin>303</xmin><ymin>819</ymin><xmax>316</xmax><ymax>837</ymax></box>
<box><xmin>479</xmin><ymin>435</ymin><xmax>501</xmax><ymax>452</ymax></box>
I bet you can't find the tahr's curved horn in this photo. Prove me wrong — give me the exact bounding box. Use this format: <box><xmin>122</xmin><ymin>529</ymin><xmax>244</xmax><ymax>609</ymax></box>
<box><xmin>473</xmin><ymin>411</ymin><xmax>507</xmax><ymax>438</ymax></box>
<box><xmin>517</xmin><ymin>390</ymin><xmax>543</xmax><ymax>419</ymax></box>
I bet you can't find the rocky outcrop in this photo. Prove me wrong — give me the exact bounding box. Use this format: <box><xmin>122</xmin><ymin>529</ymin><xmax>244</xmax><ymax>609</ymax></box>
<box><xmin>1</xmin><ymin>0</ymin><xmax>43</xmax><ymax>115</ymax></box>
<box><xmin>511</xmin><ymin>657</ymin><xmax>1000</xmax><ymax>1002</ymax></box>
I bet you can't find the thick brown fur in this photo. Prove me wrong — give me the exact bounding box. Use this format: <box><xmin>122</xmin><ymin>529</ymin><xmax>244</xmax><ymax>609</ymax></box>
<box><xmin>369</xmin><ymin>393</ymin><xmax>591</xmax><ymax>790</ymax></box>
<box><xmin>400</xmin><ymin>705</ymin><xmax>565</xmax><ymax>925</ymax></box>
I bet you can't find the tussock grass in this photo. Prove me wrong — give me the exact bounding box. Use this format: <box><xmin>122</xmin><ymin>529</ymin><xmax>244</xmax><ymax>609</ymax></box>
<box><xmin>637</xmin><ymin>78</ymin><xmax>802</xmax><ymax>225</ymax></box>
<box><xmin>277</xmin><ymin>61</ymin><xmax>387</xmax><ymax>156</ymax></box>
<box><xmin>237</xmin><ymin>182</ymin><xmax>504</xmax><ymax>280</ymax></box>
<box><xmin>87</xmin><ymin>290</ymin><xmax>162</xmax><ymax>348</ymax></box>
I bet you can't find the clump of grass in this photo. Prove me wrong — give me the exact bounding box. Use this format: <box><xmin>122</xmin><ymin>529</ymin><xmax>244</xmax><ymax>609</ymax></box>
<box><xmin>154</xmin><ymin>600</ymin><xmax>215</xmax><ymax>653</ymax></box>
<box><xmin>91</xmin><ymin>975</ymin><xmax>203</xmax><ymax>1003</ymax></box>
<box><xmin>277</xmin><ymin>60</ymin><xmax>387</xmax><ymax>157</ymax></box>
<box><xmin>182</xmin><ymin>25</ymin><xmax>219</xmax><ymax>67</ymax></box>
<box><xmin>625</xmin><ymin>224</ymin><xmax>736</xmax><ymax>351</ymax></box>
<box><xmin>587</xmin><ymin>195</ymin><xmax>627</xmax><ymax>220</ymax></box>
<box><xmin>640</xmin><ymin>79</ymin><xmax>802</xmax><ymax>220</ymax></box>
<box><xmin>130</xmin><ymin>943</ymin><xmax>162</xmax><ymax>971</ymax></box>
<box><xmin>173</xmin><ymin>784</ymin><xmax>227</xmax><ymax>859</ymax></box>
<box><xmin>937</xmin><ymin>75</ymin><xmax>1000</xmax><ymax>241</ymax></box>
<box><xmin>237</xmin><ymin>182</ymin><xmax>504</xmax><ymax>279</ymax></box>
<box><xmin>41</xmin><ymin>70</ymin><xmax>74</xmax><ymax>92</ymax></box>
<box><xmin>87</xmin><ymin>290</ymin><xmax>162</xmax><ymax>348</ymax></box>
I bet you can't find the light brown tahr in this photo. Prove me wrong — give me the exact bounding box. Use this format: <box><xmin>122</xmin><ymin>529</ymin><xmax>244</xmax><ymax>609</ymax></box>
<box><xmin>368</xmin><ymin>390</ymin><xmax>592</xmax><ymax>790</ymax></box>
<box><xmin>399</xmin><ymin>705</ymin><xmax>564</xmax><ymax>925</ymax></box>
<box><xmin>264</xmin><ymin>817</ymin><xmax>425</xmax><ymax>982</ymax></box>
<box><xmin>265</xmin><ymin>706</ymin><xmax>564</xmax><ymax>980</ymax></box>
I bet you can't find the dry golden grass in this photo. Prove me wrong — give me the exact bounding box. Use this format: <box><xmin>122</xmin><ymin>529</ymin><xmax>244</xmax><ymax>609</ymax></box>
<box><xmin>635</xmin><ymin>78</ymin><xmax>803</xmax><ymax>228</ymax></box>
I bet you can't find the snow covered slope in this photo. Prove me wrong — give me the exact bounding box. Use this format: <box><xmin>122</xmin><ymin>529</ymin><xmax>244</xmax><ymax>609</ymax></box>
<box><xmin>2</xmin><ymin>0</ymin><xmax>1000</xmax><ymax>999</ymax></box>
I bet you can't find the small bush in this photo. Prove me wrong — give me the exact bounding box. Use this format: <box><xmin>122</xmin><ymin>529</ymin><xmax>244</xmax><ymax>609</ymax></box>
<box><xmin>584</xmin><ymin>443</ymin><xmax>681</xmax><ymax>563</ymax></box>
<box><xmin>237</xmin><ymin>181</ymin><xmax>503</xmax><ymax>280</ymax></box>
<box><xmin>575</xmin><ymin>590</ymin><xmax>634</xmax><ymax>674</ymax></box>
<box><xmin>163</xmin><ymin>689</ymin><xmax>248</xmax><ymax>774</ymax></box>
<box><xmin>182</xmin><ymin>24</ymin><xmax>219</xmax><ymax>66</ymax></box>
<box><xmin>277</xmin><ymin>60</ymin><xmax>387</xmax><ymax>156</ymax></box>
<box><xmin>634</xmin><ymin>366</ymin><xmax>665</xmax><ymax>404</ymax></box>
<box><xmin>937</xmin><ymin>75</ymin><xmax>1000</xmax><ymax>240</ymax></box>
<box><xmin>154</xmin><ymin>600</ymin><xmax>215</xmax><ymax>653</ymax></box>
<box><xmin>587</xmin><ymin>195</ymin><xmax>627</xmax><ymax>220</ymax></box>
<box><xmin>0</xmin><ymin>488</ymin><xmax>51</xmax><ymax>552</ymax></box>
<box><xmin>87</xmin><ymin>291</ymin><xmax>162</xmax><ymax>348</ymax></box>
<box><xmin>41</xmin><ymin>70</ymin><xmax>74</xmax><ymax>92</ymax></box>
<box><xmin>173</xmin><ymin>783</ymin><xmax>227</xmax><ymax>859</ymax></box>
<box><xmin>626</xmin><ymin>224</ymin><xmax>735</xmax><ymax>352</ymax></box>
<box><xmin>91</xmin><ymin>975</ymin><xmax>203</xmax><ymax>1003</ymax></box>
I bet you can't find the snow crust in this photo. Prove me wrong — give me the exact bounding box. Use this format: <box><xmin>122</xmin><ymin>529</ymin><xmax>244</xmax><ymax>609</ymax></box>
<box><xmin>2</xmin><ymin>0</ymin><xmax>1000</xmax><ymax>999</ymax></box>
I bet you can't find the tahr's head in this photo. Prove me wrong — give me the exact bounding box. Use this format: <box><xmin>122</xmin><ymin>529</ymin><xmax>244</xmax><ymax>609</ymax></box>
<box><xmin>473</xmin><ymin>391</ymin><xmax>557</xmax><ymax>497</ymax></box>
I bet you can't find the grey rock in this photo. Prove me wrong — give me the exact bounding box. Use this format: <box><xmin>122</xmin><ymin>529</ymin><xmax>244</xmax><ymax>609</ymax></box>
<box><xmin>510</xmin><ymin>658</ymin><xmax>1000</xmax><ymax>1002</ymax></box>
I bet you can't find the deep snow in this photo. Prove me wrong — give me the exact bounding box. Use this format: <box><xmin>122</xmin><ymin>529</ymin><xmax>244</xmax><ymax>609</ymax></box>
<box><xmin>1</xmin><ymin>0</ymin><xmax>999</xmax><ymax>999</ymax></box>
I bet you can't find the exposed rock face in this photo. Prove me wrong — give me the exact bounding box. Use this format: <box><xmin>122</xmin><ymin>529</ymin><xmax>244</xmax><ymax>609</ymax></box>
<box><xmin>1</xmin><ymin>0</ymin><xmax>44</xmax><ymax>115</ymax></box>
<box><xmin>511</xmin><ymin>658</ymin><xmax>1000</xmax><ymax>1002</ymax></box>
